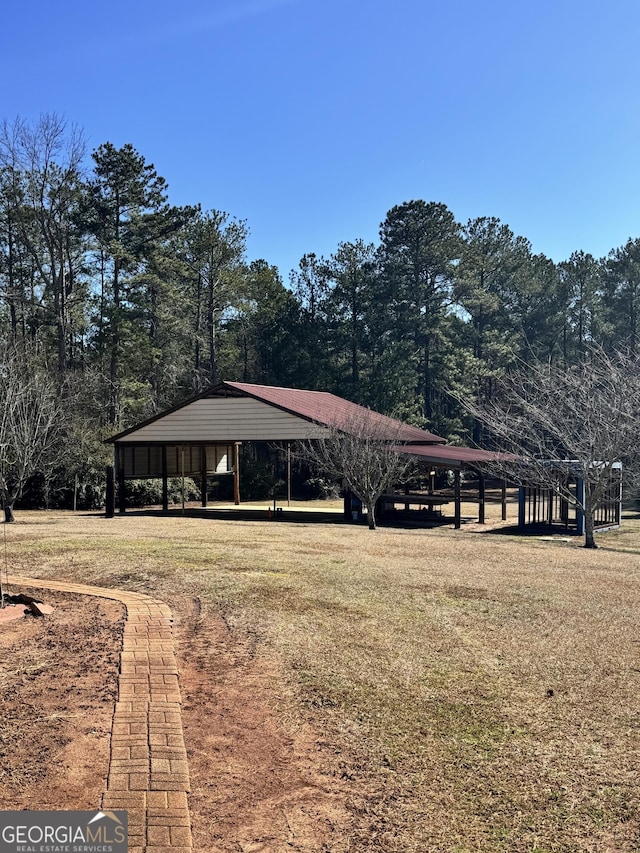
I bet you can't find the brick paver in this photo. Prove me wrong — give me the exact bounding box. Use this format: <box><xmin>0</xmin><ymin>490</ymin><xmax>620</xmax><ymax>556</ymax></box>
<box><xmin>8</xmin><ymin>575</ymin><xmax>193</xmax><ymax>853</ymax></box>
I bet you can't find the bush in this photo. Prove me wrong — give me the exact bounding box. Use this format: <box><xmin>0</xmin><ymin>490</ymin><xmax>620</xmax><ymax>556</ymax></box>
<box><xmin>302</xmin><ymin>477</ymin><xmax>341</xmax><ymax>499</ymax></box>
<box><xmin>124</xmin><ymin>478</ymin><xmax>200</xmax><ymax>507</ymax></box>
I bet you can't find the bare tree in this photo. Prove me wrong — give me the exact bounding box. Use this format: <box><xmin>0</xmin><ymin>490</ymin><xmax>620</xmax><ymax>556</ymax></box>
<box><xmin>301</xmin><ymin>412</ymin><xmax>415</xmax><ymax>530</ymax></box>
<box><xmin>0</xmin><ymin>346</ymin><xmax>64</xmax><ymax>522</ymax></box>
<box><xmin>0</xmin><ymin>114</ymin><xmax>88</xmax><ymax>374</ymax></box>
<box><xmin>460</xmin><ymin>348</ymin><xmax>640</xmax><ymax>548</ymax></box>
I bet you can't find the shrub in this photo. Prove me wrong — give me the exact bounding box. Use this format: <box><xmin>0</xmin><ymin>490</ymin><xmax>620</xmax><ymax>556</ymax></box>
<box><xmin>125</xmin><ymin>478</ymin><xmax>200</xmax><ymax>507</ymax></box>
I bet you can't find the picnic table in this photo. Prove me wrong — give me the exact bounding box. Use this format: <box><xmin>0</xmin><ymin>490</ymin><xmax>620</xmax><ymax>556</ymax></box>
<box><xmin>379</xmin><ymin>493</ymin><xmax>450</xmax><ymax>516</ymax></box>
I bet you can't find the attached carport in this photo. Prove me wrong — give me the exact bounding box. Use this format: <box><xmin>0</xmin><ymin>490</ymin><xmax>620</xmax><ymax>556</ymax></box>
<box><xmin>393</xmin><ymin>444</ymin><xmax>511</xmax><ymax>528</ymax></box>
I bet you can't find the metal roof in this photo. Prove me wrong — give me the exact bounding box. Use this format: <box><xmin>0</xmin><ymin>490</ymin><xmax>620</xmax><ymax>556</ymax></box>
<box><xmin>222</xmin><ymin>382</ymin><xmax>445</xmax><ymax>444</ymax></box>
<box><xmin>107</xmin><ymin>381</ymin><xmax>446</xmax><ymax>444</ymax></box>
<box><xmin>396</xmin><ymin>444</ymin><xmax>512</xmax><ymax>469</ymax></box>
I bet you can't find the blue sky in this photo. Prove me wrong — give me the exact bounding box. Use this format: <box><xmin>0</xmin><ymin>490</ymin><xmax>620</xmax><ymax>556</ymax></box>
<box><xmin>3</xmin><ymin>0</ymin><xmax>640</xmax><ymax>279</ymax></box>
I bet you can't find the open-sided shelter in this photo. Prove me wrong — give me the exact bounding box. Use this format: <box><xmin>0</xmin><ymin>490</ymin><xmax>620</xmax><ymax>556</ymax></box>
<box><xmin>106</xmin><ymin>381</ymin><xmax>506</xmax><ymax>525</ymax></box>
<box><xmin>106</xmin><ymin>381</ymin><xmax>440</xmax><ymax>510</ymax></box>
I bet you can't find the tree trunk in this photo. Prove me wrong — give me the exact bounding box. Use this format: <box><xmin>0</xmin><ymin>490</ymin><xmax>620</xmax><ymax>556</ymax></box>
<box><xmin>583</xmin><ymin>483</ymin><xmax>598</xmax><ymax>548</ymax></box>
<box><xmin>366</xmin><ymin>501</ymin><xmax>376</xmax><ymax>530</ymax></box>
<box><xmin>4</xmin><ymin>504</ymin><xmax>15</xmax><ymax>523</ymax></box>
<box><xmin>583</xmin><ymin>508</ymin><xmax>597</xmax><ymax>548</ymax></box>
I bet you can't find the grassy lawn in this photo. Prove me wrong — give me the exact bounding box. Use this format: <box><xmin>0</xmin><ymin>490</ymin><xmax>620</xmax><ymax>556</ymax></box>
<box><xmin>3</xmin><ymin>505</ymin><xmax>640</xmax><ymax>852</ymax></box>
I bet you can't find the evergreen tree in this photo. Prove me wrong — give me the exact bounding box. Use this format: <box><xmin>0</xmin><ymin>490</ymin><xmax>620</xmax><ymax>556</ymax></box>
<box><xmin>86</xmin><ymin>142</ymin><xmax>192</xmax><ymax>425</ymax></box>
<box><xmin>323</xmin><ymin>239</ymin><xmax>377</xmax><ymax>401</ymax></box>
<box><xmin>454</xmin><ymin>216</ymin><xmax>533</xmax><ymax>442</ymax></box>
<box><xmin>289</xmin><ymin>253</ymin><xmax>332</xmax><ymax>389</ymax></box>
<box><xmin>179</xmin><ymin>209</ymin><xmax>248</xmax><ymax>390</ymax></box>
<box><xmin>377</xmin><ymin>200</ymin><xmax>461</xmax><ymax>428</ymax></box>
<box><xmin>224</xmin><ymin>260</ymin><xmax>303</xmax><ymax>385</ymax></box>
<box><xmin>603</xmin><ymin>239</ymin><xmax>640</xmax><ymax>354</ymax></box>
<box><xmin>557</xmin><ymin>251</ymin><xmax>603</xmax><ymax>362</ymax></box>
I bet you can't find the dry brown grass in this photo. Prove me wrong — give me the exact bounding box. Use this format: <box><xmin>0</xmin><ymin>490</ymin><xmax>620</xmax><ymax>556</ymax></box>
<box><xmin>3</xmin><ymin>505</ymin><xmax>640</xmax><ymax>852</ymax></box>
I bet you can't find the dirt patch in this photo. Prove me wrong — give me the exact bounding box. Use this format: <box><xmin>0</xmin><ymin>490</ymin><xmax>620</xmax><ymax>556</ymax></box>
<box><xmin>174</xmin><ymin>595</ymin><xmax>354</xmax><ymax>853</ymax></box>
<box><xmin>0</xmin><ymin>588</ymin><xmax>123</xmax><ymax>810</ymax></box>
<box><xmin>0</xmin><ymin>584</ymin><xmax>354</xmax><ymax>852</ymax></box>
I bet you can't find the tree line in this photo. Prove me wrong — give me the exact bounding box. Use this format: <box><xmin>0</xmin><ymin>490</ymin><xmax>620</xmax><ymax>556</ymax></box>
<box><xmin>0</xmin><ymin>114</ymin><xmax>638</xmax><ymax>509</ymax></box>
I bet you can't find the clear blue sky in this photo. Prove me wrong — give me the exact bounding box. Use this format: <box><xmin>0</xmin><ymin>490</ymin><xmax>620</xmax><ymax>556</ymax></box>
<box><xmin>3</xmin><ymin>0</ymin><xmax>640</xmax><ymax>279</ymax></box>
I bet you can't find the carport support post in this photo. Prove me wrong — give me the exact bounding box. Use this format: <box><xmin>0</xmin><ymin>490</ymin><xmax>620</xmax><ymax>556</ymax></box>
<box><xmin>478</xmin><ymin>470</ymin><xmax>485</xmax><ymax>524</ymax></box>
<box><xmin>201</xmin><ymin>446</ymin><xmax>208</xmax><ymax>507</ymax></box>
<box><xmin>116</xmin><ymin>445</ymin><xmax>126</xmax><ymax>515</ymax></box>
<box><xmin>161</xmin><ymin>446</ymin><xmax>168</xmax><ymax>512</ymax></box>
<box><xmin>105</xmin><ymin>465</ymin><xmax>115</xmax><ymax>518</ymax></box>
<box><xmin>501</xmin><ymin>480</ymin><xmax>507</xmax><ymax>521</ymax></box>
<box><xmin>233</xmin><ymin>442</ymin><xmax>241</xmax><ymax>505</ymax></box>
<box><xmin>518</xmin><ymin>487</ymin><xmax>526</xmax><ymax>529</ymax></box>
<box><xmin>454</xmin><ymin>470</ymin><xmax>461</xmax><ymax>529</ymax></box>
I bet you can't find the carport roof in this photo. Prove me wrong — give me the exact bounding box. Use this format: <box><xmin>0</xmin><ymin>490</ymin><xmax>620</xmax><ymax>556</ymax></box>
<box><xmin>397</xmin><ymin>443</ymin><xmax>512</xmax><ymax>469</ymax></box>
<box><xmin>224</xmin><ymin>382</ymin><xmax>445</xmax><ymax>443</ymax></box>
<box><xmin>107</xmin><ymin>381</ymin><xmax>446</xmax><ymax>445</ymax></box>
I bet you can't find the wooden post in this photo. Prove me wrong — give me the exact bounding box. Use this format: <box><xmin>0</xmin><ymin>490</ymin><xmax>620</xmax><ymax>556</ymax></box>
<box><xmin>116</xmin><ymin>445</ymin><xmax>126</xmax><ymax>515</ymax></box>
<box><xmin>501</xmin><ymin>479</ymin><xmax>507</xmax><ymax>521</ymax></box>
<box><xmin>287</xmin><ymin>442</ymin><xmax>291</xmax><ymax>507</ymax></box>
<box><xmin>518</xmin><ymin>486</ymin><xmax>526</xmax><ymax>529</ymax></box>
<box><xmin>181</xmin><ymin>446</ymin><xmax>185</xmax><ymax>513</ymax></box>
<box><xmin>617</xmin><ymin>469</ymin><xmax>623</xmax><ymax>525</ymax></box>
<box><xmin>454</xmin><ymin>469</ymin><xmax>461</xmax><ymax>529</ymax></box>
<box><xmin>233</xmin><ymin>443</ymin><xmax>241</xmax><ymax>505</ymax></box>
<box><xmin>161</xmin><ymin>446</ymin><xmax>169</xmax><ymax>512</ymax></box>
<box><xmin>478</xmin><ymin>470</ymin><xmax>485</xmax><ymax>524</ymax></box>
<box><xmin>201</xmin><ymin>446</ymin><xmax>208</xmax><ymax>507</ymax></box>
<box><xmin>105</xmin><ymin>465</ymin><xmax>115</xmax><ymax>518</ymax></box>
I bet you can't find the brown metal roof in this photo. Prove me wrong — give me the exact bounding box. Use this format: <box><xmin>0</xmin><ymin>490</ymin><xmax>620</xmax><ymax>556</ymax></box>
<box><xmin>223</xmin><ymin>382</ymin><xmax>445</xmax><ymax>444</ymax></box>
<box><xmin>395</xmin><ymin>444</ymin><xmax>511</xmax><ymax>469</ymax></box>
<box><xmin>107</xmin><ymin>381</ymin><xmax>446</xmax><ymax>445</ymax></box>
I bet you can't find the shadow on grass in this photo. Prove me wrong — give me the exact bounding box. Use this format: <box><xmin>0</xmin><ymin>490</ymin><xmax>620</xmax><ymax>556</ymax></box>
<box><xmin>482</xmin><ymin>523</ymin><xmax>581</xmax><ymax>538</ymax></box>
<box><xmin>112</xmin><ymin>506</ymin><xmax>460</xmax><ymax>530</ymax></box>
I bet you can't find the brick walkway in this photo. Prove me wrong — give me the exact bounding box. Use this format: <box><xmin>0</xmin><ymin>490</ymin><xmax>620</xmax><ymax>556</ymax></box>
<box><xmin>8</xmin><ymin>575</ymin><xmax>192</xmax><ymax>853</ymax></box>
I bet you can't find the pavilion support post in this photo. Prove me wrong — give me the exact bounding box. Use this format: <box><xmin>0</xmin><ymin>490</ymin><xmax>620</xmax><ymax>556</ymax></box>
<box><xmin>116</xmin><ymin>446</ymin><xmax>126</xmax><ymax>515</ymax></box>
<box><xmin>518</xmin><ymin>487</ymin><xmax>526</xmax><ymax>530</ymax></box>
<box><xmin>105</xmin><ymin>465</ymin><xmax>115</xmax><ymax>518</ymax></box>
<box><xmin>201</xmin><ymin>446</ymin><xmax>208</xmax><ymax>507</ymax></box>
<box><xmin>501</xmin><ymin>480</ymin><xmax>507</xmax><ymax>521</ymax></box>
<box><xmin>233</xmin><ymin>442</ymin><xmax>241</xmax><ymax>505</ymax></box>
<box><xmin>287</xmin><ymin>442</ymin><xmax>292</xmax><ymax>507</ymax></box>
<box><xmin>161</xmin><ymin>446</ymin><xmax>168</xmax><ymax>512</ymax></box>
<box><xmin>454</xmin><ymin>470</ymin><xmax>461</xmax><ymax>530</ymax></box>
<box><xmin>478</xmin><ymin>470</ymin><xmax>485</xmax><ymax>524</ymax></box>
<box><xmin>617</xmin><ymin>472</ymin><xmax>623</xmax><ymax>525</ymax></box>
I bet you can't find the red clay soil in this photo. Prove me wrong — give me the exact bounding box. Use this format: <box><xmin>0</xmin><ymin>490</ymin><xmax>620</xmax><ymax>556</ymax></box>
<box><xmin>0</xmin><ymin>589</ymin><xmax>354</xmax><ymax>852</ymax></box>
<box><xmin>174</xmin><ymin>595</ymin><xmax>354</xmax><ymax>853</ymax></box>
<box><xmin>0</xmin><ymin>589</ymin><xmax>123</xmax><ymax>811</ymax></box>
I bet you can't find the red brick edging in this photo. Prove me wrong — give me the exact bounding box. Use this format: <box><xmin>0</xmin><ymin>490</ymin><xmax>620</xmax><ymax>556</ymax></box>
<box><xmin>7</xmin><ymin>575</ymin><xmax>192</xmax><ymax>853</ymax></box>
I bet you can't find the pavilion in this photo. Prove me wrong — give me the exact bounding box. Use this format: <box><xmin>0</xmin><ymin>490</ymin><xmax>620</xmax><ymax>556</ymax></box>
<box><xmin>106</xmin><ymin>381</ymin><xmax>508</xmax><ymax>526</ymax></box>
